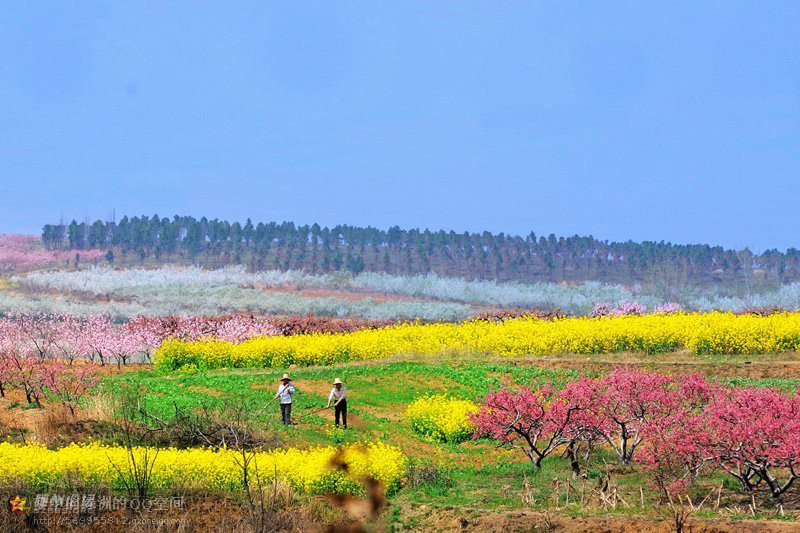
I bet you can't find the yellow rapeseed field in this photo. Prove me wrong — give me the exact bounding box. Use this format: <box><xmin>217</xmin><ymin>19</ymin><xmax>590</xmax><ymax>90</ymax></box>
<box><xmin>154</xmin><ymin>312</ymin><xmax>800</xmax><ymax>370</ymax></box>
<box><xmin>405</xmin><ymin>395</ymin><xmax>478</xmax><ymax>443</ymax></box>
<box><xmin>0</xmin><ymin>441</ymin><xmax>406</xmax><ymax>495</ymax></box>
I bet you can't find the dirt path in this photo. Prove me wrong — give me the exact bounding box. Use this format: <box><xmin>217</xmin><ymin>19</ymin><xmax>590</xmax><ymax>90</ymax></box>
<box><xmin>521</xmin><ymin>354</ymin><xmax>800</xmax><ymax>379</ymax></box>
<box><xmin>217</xmin><ymin>350</ymin><xmax>800</xmax><ymax>381</ymax></box>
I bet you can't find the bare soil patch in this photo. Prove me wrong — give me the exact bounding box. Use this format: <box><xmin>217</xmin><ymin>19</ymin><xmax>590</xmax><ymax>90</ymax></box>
<box><xmin>396</xmin><ymin>506</ymin><xmax>800</xmax><ymax>533</ymax></box>
<box><xmin>0</xmin><ymin>492</ymin><xmax>351</xmax><ymax>533</ymax></box>
<box><xmin>521</xmin><ymin>353</ymin><xmax>800</xmax><ymax>379</ymax></box>
<box><xmin>187</xmin><ymin>385</ymin><xmax>223</xmax><ymax>397</ymax></box>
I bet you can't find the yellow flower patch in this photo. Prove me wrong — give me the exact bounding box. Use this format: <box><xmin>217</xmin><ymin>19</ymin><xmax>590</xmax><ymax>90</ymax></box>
<box><xmin>153</xmin><ymin>312</ymin><xmax>800</xmax><ymax>370</ymax></box>
<box><xmin>0</xmin><ymin>441</ymin><xmax>406</xmax><ymax>495</ymax></box>
<box><xmin>405</xmin><ymin>395</ymin><xmax>478</xmax><ymax>443</ymax></box>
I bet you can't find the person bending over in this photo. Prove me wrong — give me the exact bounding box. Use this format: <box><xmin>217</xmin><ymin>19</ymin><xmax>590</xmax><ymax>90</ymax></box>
<box><xmin>275</xmin><ymin>374</ymin><xmax>295</xmax><ymax>425</ymax></box>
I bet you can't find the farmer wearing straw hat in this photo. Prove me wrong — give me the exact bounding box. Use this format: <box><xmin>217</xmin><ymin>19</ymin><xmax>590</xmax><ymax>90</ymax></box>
<box><xmin>275</xmin><ymin>374</ymin><xmax>295</xmax><ymax>425</ymax></box>
<box><xmin>326</xmin><ymin>378</ymin><xmax>348</xmax><ymax>428</ymax></box>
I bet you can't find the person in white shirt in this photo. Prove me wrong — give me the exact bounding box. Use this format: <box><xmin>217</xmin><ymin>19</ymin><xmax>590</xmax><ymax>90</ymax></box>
<box><xmin>275</xmin><ymin>374</ymin><xmax>295</xmax><ymax>425</ymax></box>
<box><xmin>326</xmin><ymin>378</ymin><xmax>348</xmax><ymax>428</ymax></box>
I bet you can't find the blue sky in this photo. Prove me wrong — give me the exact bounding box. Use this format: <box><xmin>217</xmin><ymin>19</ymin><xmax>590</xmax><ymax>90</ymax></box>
<box><xmin>1</xmin><ymin>1</ymin><xmax>799</xmax><ymax>251</ymax></box>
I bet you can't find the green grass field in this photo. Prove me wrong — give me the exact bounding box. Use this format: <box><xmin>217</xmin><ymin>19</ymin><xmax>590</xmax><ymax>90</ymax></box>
<box><xmin>98</xmin><ymin>355</ymin><xmax>800</xmax><ymax>530</ymax></box>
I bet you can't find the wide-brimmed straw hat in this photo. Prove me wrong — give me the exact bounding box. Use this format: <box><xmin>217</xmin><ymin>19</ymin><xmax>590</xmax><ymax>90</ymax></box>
<box><xmin>279</xmin><ymin>374</ymin><xmax>292</xmax><ymax>382</ymax></box>
<box><xmin>333</xmin><ymin>378</ymin><xmax>343</xmax><ymax>385</ymax></box>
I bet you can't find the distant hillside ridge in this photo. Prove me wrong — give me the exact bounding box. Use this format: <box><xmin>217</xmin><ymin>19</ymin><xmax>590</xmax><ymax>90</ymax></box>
<box><xmin>42</xmin><ymin>215</ymin><xmax>800</xmax><ymax>286</ymax></box>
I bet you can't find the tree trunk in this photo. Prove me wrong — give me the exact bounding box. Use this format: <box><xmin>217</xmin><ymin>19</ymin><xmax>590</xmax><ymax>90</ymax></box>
<box><xmin>566</xmin><ymin>440</ymin><xmax>581</xmax><ymax>479</ymax></box>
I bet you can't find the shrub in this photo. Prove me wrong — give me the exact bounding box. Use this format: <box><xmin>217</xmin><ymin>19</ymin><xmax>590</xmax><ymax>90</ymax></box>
<box><xmin>591</xmin><ymin>301</ymin><xmax>645</xmax><ymax>317</ymax></box>
<box><xmin>470</xmin><ymin>309</ymin><xmax>567</xmax><ymax>322</ymax></box>
<box><xmin>654</xmin><ymin>302</ymin><xmax>683</xmax><ymax>314</ymax></box>
<box><xmin>273</xmin><ymin>316</ymin><xmax>394</xmax><ymax>336</ymax></box>
<box><xmin>738</xmin><ymin>306</ymin><xmax>785</xmax><ymax>317</ymax></box>
<box><xmin>405</xmin><ymin>396</ymin><xmax>478</xmax><ymax>443</ymax></box>
<box><xmin>405</xmin><ymin>460</ymin><xmax>453</xmax><ymax>489</ymax></box>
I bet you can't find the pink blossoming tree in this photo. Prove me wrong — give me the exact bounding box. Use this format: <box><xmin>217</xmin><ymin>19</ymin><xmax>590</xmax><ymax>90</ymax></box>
<box><xmin>472</xmin><ymin>386</ymin><xmax>583</xmax><ymax>469</ymax></box>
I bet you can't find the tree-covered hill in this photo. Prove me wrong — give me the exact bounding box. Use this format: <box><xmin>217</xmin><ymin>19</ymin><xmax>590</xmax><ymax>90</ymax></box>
<box><xmin>42</xmin><ymin>215</ymin><xmax>800</xmax><ymax>286</ymax></box>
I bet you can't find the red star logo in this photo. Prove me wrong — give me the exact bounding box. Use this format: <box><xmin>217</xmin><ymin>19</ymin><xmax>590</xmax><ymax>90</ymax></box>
<box><xmin>9</xmin><ymin>495</ymin><xmax>28</xmax><ymax>514</ymax></box>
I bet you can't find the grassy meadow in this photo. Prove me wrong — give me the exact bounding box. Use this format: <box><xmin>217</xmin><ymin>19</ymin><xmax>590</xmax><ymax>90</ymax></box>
<box><xmin>87</xmin><ymin>353</ymin><xmax>800</xmax><ymax>531</ymax></box>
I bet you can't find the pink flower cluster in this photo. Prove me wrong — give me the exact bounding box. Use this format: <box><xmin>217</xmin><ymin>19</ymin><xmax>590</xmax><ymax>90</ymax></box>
<box><xmin>0</xmin><ymin>320</ymin><xmax>101</xmax><ymax>414</ymax></box>
<box><xmin>0</xmin><ymin>234</ymin><xmax>104</xmax><ymax>272</ymax></box>
<box><xmin>642</xmin><ymin>384</ymin><xmax>800</xmax><ymax>498</ymax></box>
<box><xmin>653</xmin><ymin>302</ymin><xmax>683</xmax><ymax>314</ymax></box>
<box><xmin>0</xmin><ymin>313</ymin><xmax>284</xmax><ymax>416</ymax></box>
<box><xmin>472</xmin><ymin>368</ymin><xmax>800</xmax><ymax>499</ymax></box>
<box><xmin>590</xmin><ymin>301</ymin><xmax>647</xmax><ymax>317</ymax></box>
<box><xmin>0</xmin><ymin>314</ymin><xmax>283</xmax><ymax>370</ymax></box>
<box><xmin>128</xmin><ymin>315</ymin><xmax>280</xmax><ymax>345</ymax></box>
<box><xmin>0</xmin><ymin>315</ymin><xmax>155</xmax><ymax>367</ymax></box>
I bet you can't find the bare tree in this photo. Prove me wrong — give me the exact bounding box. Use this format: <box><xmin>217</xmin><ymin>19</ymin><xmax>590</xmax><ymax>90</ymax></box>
<box><xmin>107</xmin><ymin>385</ymin><xmax>160</xmax><ymax>508</ymax></box>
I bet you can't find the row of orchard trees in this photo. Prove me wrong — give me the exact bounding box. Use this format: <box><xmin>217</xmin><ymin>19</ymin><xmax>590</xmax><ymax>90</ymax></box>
<box><xmin>0</xmin><ymin>314</ymin><xmax>282</xmax><ymax>368</ymax></box>
<box><xmin>473</xmin><ymin>369</ymin><xmax>800</xmax><ymax>501</ymax></box>
<box><xmin>0</xmin><ymin>315</ymin><xmax>163</xmax><ymax>369</ymax></box>
<box><xmin>0</xmin><ymin>314</ymin><xmax>281</xmax><ymax>415</ymax></box>
<box><xmin>41</xmin><ymin>214</ymin><xmax>800</xmax><ymax>283</ymax></box>
<box><xmin>0</xmin><ymin>315</ymin><xmax>156</xmax><ymax>413</ymax></box>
